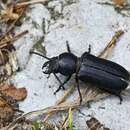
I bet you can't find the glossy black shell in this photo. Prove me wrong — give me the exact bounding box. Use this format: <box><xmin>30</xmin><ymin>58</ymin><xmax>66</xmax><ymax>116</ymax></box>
<box><xmin>78</xmin><ymin>52</ymin><xmax>129</xmax><ymax>92</ymax></box>
<box><xmin>57</xmin><ymin>52</ymin><xmax>77</xmax><ymax>75</ymax></box>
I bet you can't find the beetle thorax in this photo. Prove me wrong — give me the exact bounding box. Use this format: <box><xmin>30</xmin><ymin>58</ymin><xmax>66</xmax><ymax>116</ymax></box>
<box><xmin>58</xmin><ymin>53</ymin><xmax>78</xmax><ymax>76</ymax></box>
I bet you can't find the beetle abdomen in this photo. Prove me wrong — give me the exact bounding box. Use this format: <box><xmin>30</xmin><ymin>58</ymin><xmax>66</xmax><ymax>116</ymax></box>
<box><xmin>78</xmin><ymin>53</ymin><xmax>129</xmax><ymax>93</ymax></box>
<box><xmin>78</xmin><ymin>64</ymin><xmax>128</xmax><ymax>91</ymax></box>
<box><xmin>80</xmin><ymin>52</ymin><xmax>129</xmax><ymax>80</ymax></box>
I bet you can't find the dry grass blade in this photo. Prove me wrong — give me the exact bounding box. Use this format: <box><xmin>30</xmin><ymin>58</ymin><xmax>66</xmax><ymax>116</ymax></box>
<box><xmin>0</xmin><ymin>0</ymin><xmax>27</xmax><ymax>41</ymax></box>
<box><xmin>56</xmin><ymin>86</ymin><xmax>75</xmax><ymax>105</ymax></box>
<box><xmin>122</xmin><ymin>89</ymin><xmax>130</xmax><ymax>97</ymax></box>
<box><xmin>16</xmin><ymin>0</ymin><xmax>49</xmax><ymax>8</ymax></box>
<box><xmin>98</xmin><ymin>30</ymin><xmax>124</xmax><ymax>58</ymax></box>
<box><xmin>1</xmin><ymin>5</ymin><xmax>19</xmax><ymax>21</ymax></box>
<box><xmin>0</xmin><ymin>30</ymin><xmax>28</xmax><ymax>83</ymax></box>
<box><xmin>0</xmin><ymin>30</ymin><xmax>28</xmax><ymax>48</ymax></box>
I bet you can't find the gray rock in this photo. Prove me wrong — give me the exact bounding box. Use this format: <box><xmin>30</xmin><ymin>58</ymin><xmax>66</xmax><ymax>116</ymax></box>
<box><xmin>11</xmin><ymin>0</ymin><xmax>130</xmax><ymax>129</ymax></box>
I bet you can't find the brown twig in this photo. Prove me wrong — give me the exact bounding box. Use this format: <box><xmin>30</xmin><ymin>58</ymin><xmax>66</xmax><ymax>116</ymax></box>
<box><xmin>0</xmin><ymin>30</ymin><xmax>28</xmax><ymax>48</ymax></box>
<box><xmin>0</xmin><ymin>4</ymin><xmax>27</xmax><ymax>41</ymax></box>
<box><xmin>98</xmin><ymin>30</ymin><xmax>124</xmax><ymax>58</ymax></box>
<box><xmin>16</xmin><ymin>0</ymin><xmax>49</xmax><ymax>8</ymax></box>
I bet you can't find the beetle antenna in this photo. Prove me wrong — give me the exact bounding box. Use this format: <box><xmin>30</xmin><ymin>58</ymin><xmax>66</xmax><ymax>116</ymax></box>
<box><xmin>30</xmin><ymin>51</ymin><xmax>50</xmax><ymax>60</ymax></box>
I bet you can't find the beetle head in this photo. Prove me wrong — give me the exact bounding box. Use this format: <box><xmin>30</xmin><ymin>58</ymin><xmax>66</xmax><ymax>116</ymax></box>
<box><xmin>30</xmin><ymin>51</ymin><xmax>59</xmax><ymax>74</ymax></box>
<box><xmin>42</xmin><ymin>57</ymin><xmax>59</xmax><ymax>74</ymax></box>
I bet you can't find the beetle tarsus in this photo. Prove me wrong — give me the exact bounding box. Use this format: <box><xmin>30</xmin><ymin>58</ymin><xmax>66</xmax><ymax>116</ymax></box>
<box><xmin>118</xmin><ymin>95</ymin><xmax>123</xmax><ymax>104</ymax></box>
<box><xmin>54</xmin><ymin>86</ymin><xmax>62</xmax><ymax>95</ymax></box>
<box><xmin>114</xmin><ymin>91</ymin><xmax>123</xmax><ymax>104</ymax></box>
<box><xmin>47</xmin><ymin>74</ymin><xmax>50</xmax><ymax>79</ymax></box>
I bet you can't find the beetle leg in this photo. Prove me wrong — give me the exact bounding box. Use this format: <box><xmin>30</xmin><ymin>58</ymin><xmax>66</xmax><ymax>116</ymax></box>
<box><xmin>97</xmin><ymin>85</ymin><xmax>123</xmax><ymax>104</ymax></box>
<box><xmin>54</xmin><ymin>86</ymin><xmax>62</xmax><ymax>95</ymax></box>
<box><xmin>75</xmin><ymin>75</ymin><xmax>82</xmax><ymax>104</ymax></box>
<box><xmin>119</xmin><ymin>95</ymin><xmax>123</xmax><ymax>104</ymax></box>
<box><xmin>66</xmin><ymin>41</ymin><xmax>71</xmax><ymax>53</ymax></box>
<box><xmin>107</xmin><ymin>90</ymin><xmax>123</xmax><ymax>104</ymax></box>
<box><xmin>47</xmin><ymin>74</ymin><xmax>51</xmax><ymax>79</ymax></box>
<box><xmin>53</xmin><ymin>73</ymin><xmax>65</xmax><ymax>89</ymax></box>
<box><xmin>88</xmin><ymin>44</ymin><xmax>91</xmax><ymax>54</ymax></box>
<box><xmin>114</xmin><ymin>92</ymin><xmax>123</xmax><ymax>104</ymax></box>
<box><xmin>60</xmin><ymin>75</ymin><xmax>71</xmax><ymax>87</ymax></box>
<box><xmin>54</xmin><ymin>75</ymin><xmax>71</xmax><ymax>95</ymax></box>
<box><xmin>102</xmin><ymin>88</ymin><xmax>123</xmax><ymax>104</ymax></box>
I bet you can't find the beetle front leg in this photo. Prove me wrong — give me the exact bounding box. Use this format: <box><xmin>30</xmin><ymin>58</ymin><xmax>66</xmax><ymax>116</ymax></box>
<box><xmin>75</xmin><ymin>75</ymin><xmax>82</xmax><ymax>104</ymax></box>
<box><xmin>114</xmin><ymin>91</ymin><xmax>123</xmax><ymax>104</ymax></box>
<box><xmin>54</xmin><ymin>75</ymin><xmax>71</xmax><ymax>95</ymax></box>
<box><xmin>53</xmin><ymin>73</ymin><xmax>65</xmax><ymax>90</ymax></box>
<box><xmin>54</xmin><ymin>86</ymin><xmax>62</xmax><ymax>95</ymax></box>
<box><xmin>60</xmin><ymin>75</ymin><xmax>71</xmax><ymax>87</ymax></box>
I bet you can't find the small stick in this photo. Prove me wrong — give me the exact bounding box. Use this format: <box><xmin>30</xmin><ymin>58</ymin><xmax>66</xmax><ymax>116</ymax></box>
<box><xmin>16</xmin><ymin>0</ymin><xmax>49</xmax><ymax>7</ymax></box>
<box><xmin>0</xmin><ymin>30</ymin><xmax>28</xmax><ymax>47</ymax></box>
<box><xmin>0</xmin><ymin>6</ymin><xmax>26</xmax><ymax>41</ymax></box>
<box><xmin>98</xmin><ymin>30</ymin><xmax>124</xmax><ymax>58</ymax></box>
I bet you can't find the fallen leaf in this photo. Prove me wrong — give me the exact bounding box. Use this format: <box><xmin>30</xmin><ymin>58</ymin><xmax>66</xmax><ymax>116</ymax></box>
<box><xmin>0</xmin><ymin>83</ymin><xmax>27</xmax><ymax>128</ymax></box>
<box><xmin>0</xmin><ymin>83</ymin><xmax>27</xmax><ymax>101</ymax></box>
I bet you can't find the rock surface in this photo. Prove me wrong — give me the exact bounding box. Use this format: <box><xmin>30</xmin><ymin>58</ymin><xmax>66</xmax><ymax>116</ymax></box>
<box><xmin>11</xmin><ymin>0</ymin><xmax>130</xmax><ymax>129</ymax></box>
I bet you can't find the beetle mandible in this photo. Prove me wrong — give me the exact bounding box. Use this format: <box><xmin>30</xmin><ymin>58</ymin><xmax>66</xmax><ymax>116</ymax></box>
<box><xmin>30</xmin><ymin>43</ymin><xmax>129</xmax><ymax>104</ymax></box>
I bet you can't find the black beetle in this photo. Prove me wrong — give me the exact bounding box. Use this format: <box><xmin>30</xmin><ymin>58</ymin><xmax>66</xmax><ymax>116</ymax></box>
<box><xmin>30</xmin><ymin>43</ymin><xmax>129</xmax><ymax>104</ymax></box>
